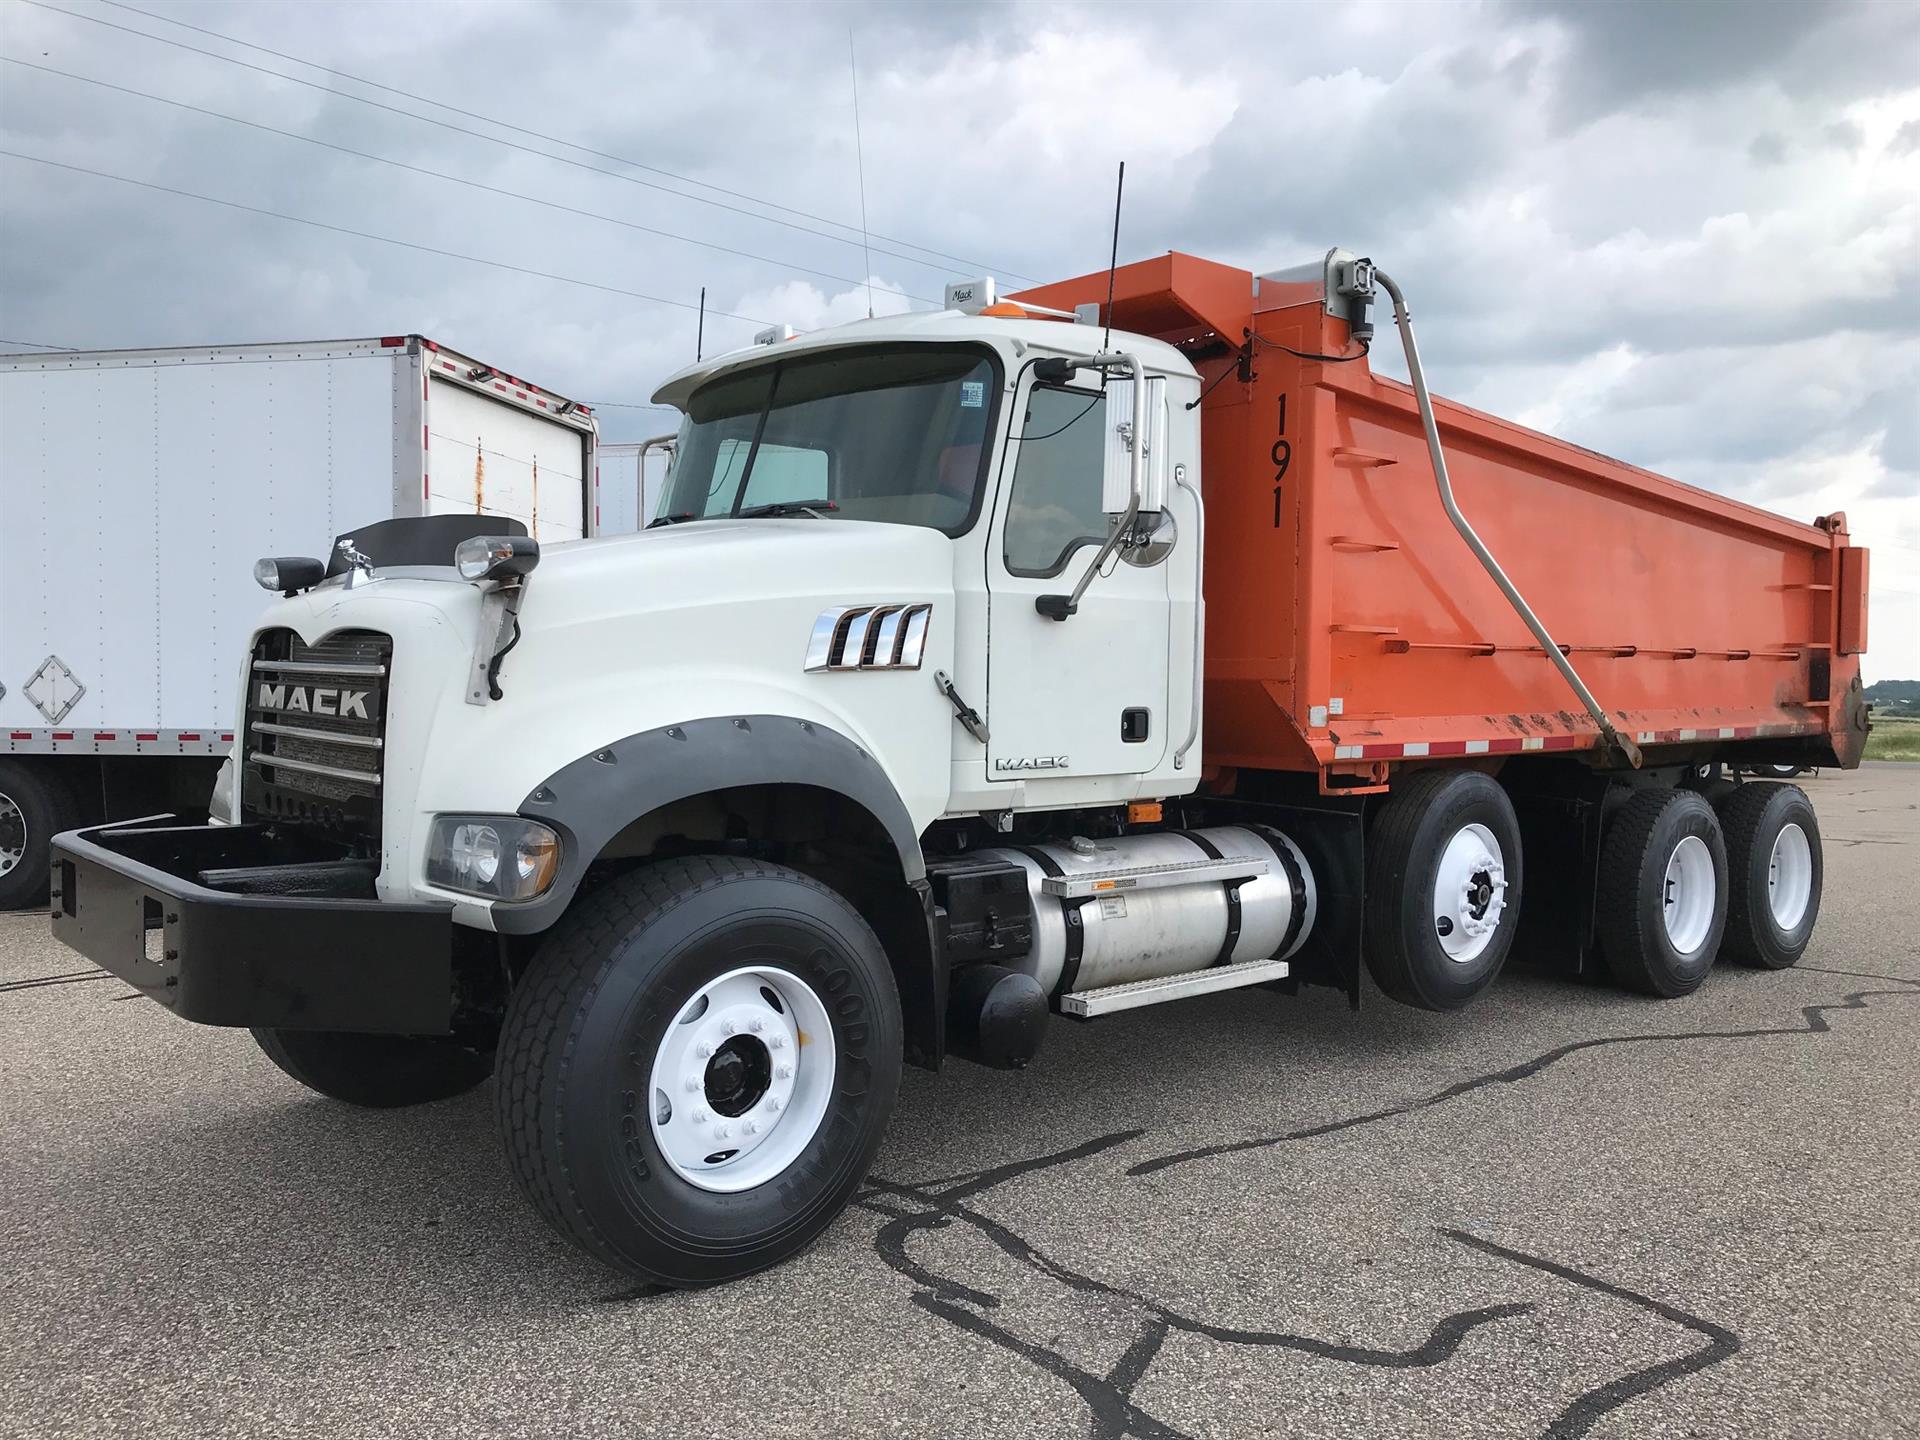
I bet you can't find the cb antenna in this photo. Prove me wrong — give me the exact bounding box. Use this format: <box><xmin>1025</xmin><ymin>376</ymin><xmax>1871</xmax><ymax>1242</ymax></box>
<box><xmin>1102</xmin><ymin>160</ymin><xmax>1125</xmax><ymax>351</ymax></box>
<box><xmin>849</xmin><ymin>28</ymin><xmax>875</xmax><ymax>319</ymax></box>
<box><xmin>695</xmin><ymin>285</ymin><xmax>706</xmax><ymax>362</ymax></box>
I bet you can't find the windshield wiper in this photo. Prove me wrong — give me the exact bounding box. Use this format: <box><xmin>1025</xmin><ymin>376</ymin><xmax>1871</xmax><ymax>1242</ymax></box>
<box><xmin>733</xmin><ymin>499</ymin><xmax>839</xmax><ymax>519</ymax></box>
<box><xmin>646</xmin><ymin>512</ymin><xmax>698</xmax><ymax>528</ymax></box>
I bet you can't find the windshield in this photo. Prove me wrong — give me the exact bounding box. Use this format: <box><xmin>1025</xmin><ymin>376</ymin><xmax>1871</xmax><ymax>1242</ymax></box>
<box><xmin>658</xmin><ymin>345</ymin><xmax>1000</xmax><ymax>533</ymax></box>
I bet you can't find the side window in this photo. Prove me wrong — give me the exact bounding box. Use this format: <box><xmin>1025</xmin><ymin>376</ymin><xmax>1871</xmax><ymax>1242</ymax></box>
<box><xmin>1003</xmin><ymin>386</ymin><xmax>1106</xmax><ymax>577</ymax></box>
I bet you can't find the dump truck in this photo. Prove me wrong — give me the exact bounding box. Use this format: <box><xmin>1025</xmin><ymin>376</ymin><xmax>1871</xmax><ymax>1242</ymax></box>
<box><xmin>0</xmin><ymin>335</ymin><xmax>597</xmax><ymax>909</ymax></box>
<box><xmin>48</xmin><ymin>251</ymin><xmax>1871</xmax><ymax>1285</ymax></box>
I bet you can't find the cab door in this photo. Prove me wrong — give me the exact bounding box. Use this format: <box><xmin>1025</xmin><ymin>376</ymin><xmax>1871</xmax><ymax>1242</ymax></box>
<box><xmin>983</xmin><ymin>376</ymin><xmax>1172</xmax><ymax>797</ymax></box>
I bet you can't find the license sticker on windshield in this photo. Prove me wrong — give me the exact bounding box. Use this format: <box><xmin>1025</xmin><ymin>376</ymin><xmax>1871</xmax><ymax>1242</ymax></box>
<box><xmin>960</xmin><ymin>381</ymin><xmax>985</xmax><ymax>408</ymax></box>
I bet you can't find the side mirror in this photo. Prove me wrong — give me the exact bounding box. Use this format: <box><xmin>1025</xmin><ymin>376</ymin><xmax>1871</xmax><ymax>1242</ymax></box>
<box><xmin>1036</xmin><ymin>353</ymin><xmax>1166</xmax><ymax>621</ymax></box>
<box><xmin>1099</xmin><ymin>374</ymin><xmax>1168</xmax><ymax>517</ymax></box>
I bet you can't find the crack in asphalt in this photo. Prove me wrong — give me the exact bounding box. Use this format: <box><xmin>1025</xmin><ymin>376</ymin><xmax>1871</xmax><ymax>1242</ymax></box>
<box><xmin>1447</xmin><ymin>1231</ymin><xmax>1740</xmax><ymax>1440</ymax></box>
<box><xmin>0</xmin><ymin>968</ymin><xmax>111</xmax><ymax>995</ymax></box>
<box><xmin>1129</xmin><ymin>969</ymin><xmax>1920</xmax><ymax>1178</ymax></box>
<box><xmin>834</xmin><ymin>967</ymin><xmax>1915</xmax><ymax>1438</ymax></box>
<box><xmin>854</xmin><ymin>1132</ymin><xmax>1534</xmax><ymax>1440</ymax></box>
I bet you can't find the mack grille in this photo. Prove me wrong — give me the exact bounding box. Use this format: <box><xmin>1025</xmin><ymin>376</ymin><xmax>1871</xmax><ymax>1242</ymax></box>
<box><xmin>242</xmin><ymin>628</ymin><xmax>391</xmax><ymax>842</ymax></box>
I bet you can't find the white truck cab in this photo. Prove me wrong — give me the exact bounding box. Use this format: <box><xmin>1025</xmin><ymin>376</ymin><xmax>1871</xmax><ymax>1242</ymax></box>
<box><xmin>53</xmin><ymin>298</ymin><xmax>1242</xmax><ymax>1286</ymax></box>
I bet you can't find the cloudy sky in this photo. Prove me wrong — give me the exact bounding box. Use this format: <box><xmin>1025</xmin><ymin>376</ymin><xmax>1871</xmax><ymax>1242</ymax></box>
<box><xmin>3</xmin><ymin>0</ymin><xmax>1917</xmax><ymax>678</ymax></box>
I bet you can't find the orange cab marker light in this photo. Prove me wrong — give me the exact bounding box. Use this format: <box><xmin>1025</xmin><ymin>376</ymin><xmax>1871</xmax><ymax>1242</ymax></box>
<box><xmin>1128</xmin><ymin>801</ymin><xmax>1164</xmax><ymax>824</ymax></box>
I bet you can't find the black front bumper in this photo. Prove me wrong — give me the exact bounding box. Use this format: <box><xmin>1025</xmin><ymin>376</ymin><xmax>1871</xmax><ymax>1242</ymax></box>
<box><xmin>50</xmin><ymin>817</ymin><xmax>454</xmax><ymax>1033</ymax></box>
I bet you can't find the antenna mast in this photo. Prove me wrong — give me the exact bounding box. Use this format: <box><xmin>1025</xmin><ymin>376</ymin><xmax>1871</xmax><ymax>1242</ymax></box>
<box><xmin>1102</xmin><ymin>160</ymin><xmax>1125</xmax><ymax>351</ymax></box>
<box><xmin>696</xmin><ymin>285</ymin><xmax>706</xmax><ymax>362</ymax></box>
<box><xmin>849</xmin><ymin>28</ymin><xmax>875</xmax><ymax>319</ymax></box>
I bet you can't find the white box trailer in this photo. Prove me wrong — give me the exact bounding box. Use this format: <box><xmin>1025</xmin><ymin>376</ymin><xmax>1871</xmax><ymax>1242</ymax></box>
<box><xmin>593</xmin><ymin>433</ymin><xmax>677</xmax><ymax>535</ymax></box>
<box><xmin>0</xmin><ymin>335</ymin><xmax>596</xmax><ymax>906</ymax></box>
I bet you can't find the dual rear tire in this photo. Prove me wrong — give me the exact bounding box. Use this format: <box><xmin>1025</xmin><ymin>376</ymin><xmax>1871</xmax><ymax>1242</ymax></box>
<box><xmin>1598</xmin><ymin>782</ymin><xmax>1821</xmax><ymax>996</ymax></box>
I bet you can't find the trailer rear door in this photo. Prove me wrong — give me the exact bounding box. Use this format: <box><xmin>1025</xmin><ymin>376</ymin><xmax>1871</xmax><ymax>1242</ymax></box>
<box><xmin>427</xmin><ymin>375</ymin><xmax>590</xmax><ymax>540</ymax></box>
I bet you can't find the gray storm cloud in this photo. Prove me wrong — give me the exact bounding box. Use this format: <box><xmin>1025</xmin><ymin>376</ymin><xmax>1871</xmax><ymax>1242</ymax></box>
<box><xmin>2</xmin><ymin>0</ymin><xmax>1917</xmax><ymax>675</ymax></box>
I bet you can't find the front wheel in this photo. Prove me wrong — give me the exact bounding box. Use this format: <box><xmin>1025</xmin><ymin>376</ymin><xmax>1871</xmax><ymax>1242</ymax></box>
<box><xmin>251</xmin><ymin>1028</ymin><xmax>494</xmax><ymax>1107</ymax></box>
<box><xmin>496</xmin><ymin>856</ymin><xmax>902</xmax><ymax>1285</ymax></box>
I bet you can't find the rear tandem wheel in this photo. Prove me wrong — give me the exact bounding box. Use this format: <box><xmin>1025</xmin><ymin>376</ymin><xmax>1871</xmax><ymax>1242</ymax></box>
<box><xmin>1597</xmin><ymin>788</ymin><xmax>1729</xmax><ymax>997</ymax></box>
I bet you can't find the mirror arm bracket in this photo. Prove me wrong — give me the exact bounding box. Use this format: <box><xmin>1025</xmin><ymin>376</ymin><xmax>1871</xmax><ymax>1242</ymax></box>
<box><xmin>1033</xmin><ymin>350</ymin><xmax>1148</xmax><ymax>622</ymax></box>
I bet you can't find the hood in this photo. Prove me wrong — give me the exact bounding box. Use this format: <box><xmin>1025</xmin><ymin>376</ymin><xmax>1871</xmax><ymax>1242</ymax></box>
<box><xmin>515</xmin><ymin>518</ymin><xmax>956</xmax><ymax>633</ymax></box>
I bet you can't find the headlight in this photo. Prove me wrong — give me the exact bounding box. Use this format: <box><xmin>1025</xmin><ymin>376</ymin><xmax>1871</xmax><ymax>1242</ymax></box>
<box><xmin>454</xmin><ymin>534</ymin><xmax>540</xmax><ymax>583</ymax></box>
<box><xmin>254</xmin><ymin>556</ymin><xmax>326</xmax><ymax>594</ymax></box>
<box><xmin>425</xmin><ymin>816</ymin><xmax>560</xmax><ymax>901</ymax></box>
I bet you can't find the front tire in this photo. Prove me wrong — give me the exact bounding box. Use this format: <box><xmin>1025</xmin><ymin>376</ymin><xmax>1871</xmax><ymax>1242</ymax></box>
<box><xmin>1364</xmin><ymin>769</ymin><xmax>1523</xmax><ymax>1011</ymax></box>
<box><xmin>0</xmin><ymin>760</ymin><xmax>80</xmax><ymax>910</ymax></box>
<box><xmin>496</xmin><ymin>856</ymin><xmax>902</xmax><ymax>1285</ymax></box>
<box><xmin>1598</xmin><ymin>789</ymin><xmax>1728</xmax><ymax>997</ymax></box>
<box><xmin>251</xmin><ymin>1028</ymin><xmax>493</xmax><ymax>1108</ymax></box>
<box><xmin>1715</xmin><ymin>783</ymin><xmax>1822</xmax><ymax>969</ymax></box>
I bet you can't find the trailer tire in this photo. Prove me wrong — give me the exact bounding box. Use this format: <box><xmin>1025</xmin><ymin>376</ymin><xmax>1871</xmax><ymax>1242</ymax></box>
<box><xmin>495</xmin><ymin>855</ymin><xmax>902</xmax><ymax>1285</ymax></box>
<box><xmin>250</xmin><ymin>1028</ymin><xmax>494</xmax><ymax>1108</ymax></box>
<box><xmin>1364</xmin><ymin>769</ymin><xmax>1522</xmax><ymax>1011</ymax></box>
<box><xmin>1598</xmin><ymin>789</ymin><xmax>1728</xmax><ymax>997</ymax></box>
<box><xmin>0</xmin><ymin>760</ymin><xmax>81</xmax><ymax>910</ymax></box>
<box><xmin>1714</xmin><ymin>783</ymin><xmax>1821</xmax><ymax>970</ymax></box>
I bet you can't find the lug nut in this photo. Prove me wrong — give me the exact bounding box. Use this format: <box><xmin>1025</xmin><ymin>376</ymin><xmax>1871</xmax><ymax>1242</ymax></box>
<box><xmin>692</xmin><ymin>1109</ymin><xmax>709</xmax><ymax>1124</ymax></box>
<box><xmin>775</xmin><ymin>1064</ymin><xmax>792</xmax><ymax>1080</ymax></box>
<box><xmin>685</xmin><ymin>1077</ymin><xmax>700</xmax><ymax>1093</ymax></box>
<box><xmin>769</xmin><ymin>1035</ymin><xmax>786</xmax><ymax>1050</ymax></box>
<box><xmin>695</xmin><ymin>1043</ymin><xmax>712</xmax><ymax>1059</ymax></box>
<box><xmin>715</xmin><ymin>1124</ymin><xmax>731</xmax><ymax>1139</ymax></box>
<box><xmin>749</xmin><ymin>1018</ymin><xmax>764</xmax><ymax>1033</ymax></box>
<box><xmin>721</xmin><ymin>1020</ymin><xmax>736</xmax><ymax>1036</ymax></box>
<box><xmin>743</xmin><ymin>1120</ymin><xmax>759</xmax><ymax>1135</ymax></box>
<box><xmin>766</xmin><ymin>1096</ymin><xmax>782</xmax><ymax>1112</ymax></box>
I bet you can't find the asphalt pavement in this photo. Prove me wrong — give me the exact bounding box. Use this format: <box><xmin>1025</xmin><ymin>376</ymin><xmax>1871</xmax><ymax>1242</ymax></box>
<box><xmin>2</xmin><ymin>764</ymin><xmax>1916</xmax><ymax>1439</ymax></box>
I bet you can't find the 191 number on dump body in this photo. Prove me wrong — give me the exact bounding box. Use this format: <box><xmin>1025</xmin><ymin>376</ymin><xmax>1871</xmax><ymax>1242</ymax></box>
<box><xmin>1272</xmin><ymin>393</ymin><xmax>1291</xmax><ymax>528</ymax></box>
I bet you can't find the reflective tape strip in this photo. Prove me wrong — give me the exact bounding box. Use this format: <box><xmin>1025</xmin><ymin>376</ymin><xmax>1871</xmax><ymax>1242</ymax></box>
<box><xmin>1325</xmin><ymin>720</ymin><xmax>1826</xmax><ymax>765</ymax></box>
<box><xmin>3</xmin><ymin>728</ymin><xmax>233</xmax><ymax>756</ymax></box>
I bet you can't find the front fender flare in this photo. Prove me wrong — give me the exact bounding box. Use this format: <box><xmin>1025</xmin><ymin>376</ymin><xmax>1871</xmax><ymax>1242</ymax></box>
<box><xmin>493</xmin><ymin>714</ymin><xmax>926</xmax><ymax>935</ymax></box>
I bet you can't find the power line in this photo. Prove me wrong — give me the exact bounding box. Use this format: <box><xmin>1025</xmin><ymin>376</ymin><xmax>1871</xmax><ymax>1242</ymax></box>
<box><xmin>21</xmin><ymin>0</ymin><xmax>1034</xmax><ymax>285</ymax></box>
<box><xmin>0</xmin><ymin>149</ymin><xmax>774</xmax><ymax>326</ymax></box>
<box><xmin>97</xmin><ymin>0</ymin><xmax>1028</xmax><ymax>281</ymax></box>
<box><xmin>0</xmin><ymin>337</ymin><xmax>78</xmax><ymax>350</ymax></box>
<box><xmin>1</xmin><ymin>56</ymin><xmax>938</xmax><ymax>306</ymax></box>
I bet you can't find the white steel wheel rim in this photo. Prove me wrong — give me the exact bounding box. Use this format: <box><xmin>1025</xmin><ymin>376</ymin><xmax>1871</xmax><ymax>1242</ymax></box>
<box><xmin>647</xmin><ymin>965</ymin><xmax>836</xmax><ymax>1194</ymax></box>
<box><xmin>1433</xmin><ymin>822</ymin><xmax>1508</xmax><ymax>963</ymax></box>
<box><xmin>0</xmin><ymin>792</ymin><xmax>25</xmax><ymax>878</ymax></box>
<box><xmin>1661</xmin><ymin>835</ymin><xmax>1716</xmax><ymax>955</ymax></box>
<box><xmin>1767</xmin><ymin>823</ymin><xmax>1813</xmax><ymax>930</ymax></box>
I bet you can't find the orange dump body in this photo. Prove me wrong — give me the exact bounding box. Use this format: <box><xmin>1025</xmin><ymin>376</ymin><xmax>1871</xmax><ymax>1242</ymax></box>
<box><xmin>1014</xmin><ymin>253</ymin><xmax>1870</xmax><ymax>787</ymax></box>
